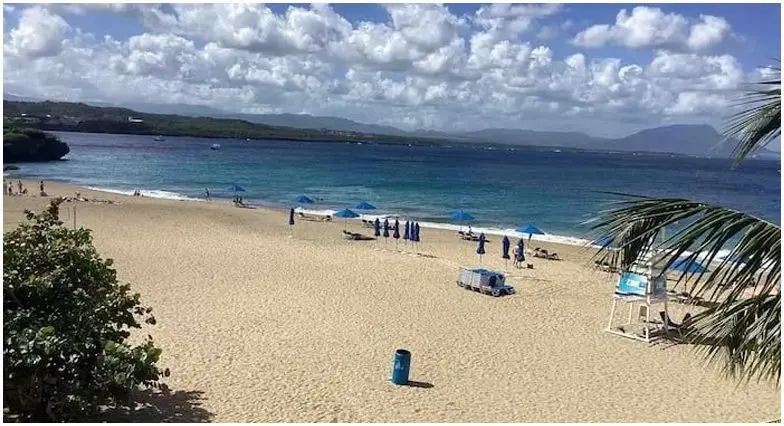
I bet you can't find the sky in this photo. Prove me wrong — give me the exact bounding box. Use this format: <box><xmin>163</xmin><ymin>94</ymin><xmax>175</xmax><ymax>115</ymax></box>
<box><xmin>2</xmin><ymin>2</ymin><xmax>781</xmax><ymax>140</ymax></box>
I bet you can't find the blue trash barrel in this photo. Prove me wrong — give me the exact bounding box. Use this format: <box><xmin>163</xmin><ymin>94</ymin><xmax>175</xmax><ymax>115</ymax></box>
<box><xmin>391</xmin><ymin>349</ymin><xmax>411</xmax><ymax>385</ymax></box>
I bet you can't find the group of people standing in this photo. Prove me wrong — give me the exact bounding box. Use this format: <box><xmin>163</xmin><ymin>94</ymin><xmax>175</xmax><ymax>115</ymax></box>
<box><xmin>6</xmin><ymin>180</ymin><xmax>45</xmax><ymax>196</ymax></box>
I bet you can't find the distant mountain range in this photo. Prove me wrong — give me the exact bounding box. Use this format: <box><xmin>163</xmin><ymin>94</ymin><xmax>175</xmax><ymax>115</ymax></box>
<box><xmin>3</xmin><ymin>93</ymin><xmax>778</xmax><ymax>159</ymax></box>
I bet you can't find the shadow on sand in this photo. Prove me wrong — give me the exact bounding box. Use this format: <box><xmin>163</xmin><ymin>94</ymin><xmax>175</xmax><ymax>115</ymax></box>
<box><xmin>403</xmin><ymin>380</ymin><xmax>434</xmax><ymax>389</ymax></box>
<box><xmin>91</xmin><ymin>389</ymin><xmax>215</xmax><ymax>423</ymax></box>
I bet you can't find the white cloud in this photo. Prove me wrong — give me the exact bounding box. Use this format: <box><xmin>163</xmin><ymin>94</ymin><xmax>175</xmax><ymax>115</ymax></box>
<box><xmin>572</xmin><ymin>6</ymin><xmax>733</xmax><ymax>52</ymax></box>
<box><xmin>2</xmin><ymin>4</ymin><xmax>756</xmax><ymax>136</ymax></box>
<box><xmin>5</xmin><ymin>6</ymin><xmax>70</xmax><ymax>58</ymax></box>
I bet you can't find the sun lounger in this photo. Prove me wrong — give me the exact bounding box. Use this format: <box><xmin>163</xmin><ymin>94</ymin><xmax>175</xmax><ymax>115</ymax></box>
<box><xmin>533</xmin><ymin>248</ymin><xmax>560</xmax><ymax>260</ymax></box>
<box><xmin>298</xmin><ymin>212</ymin><xmax>332</xmax><ymax>222</ymax></box>
<box><xmin>667</xmin><ymin>290</ymin><xmax>703</xmax><ymax>305</ymax></box>
<box><xmin>342</xmin><ymin>230</ymin><xmax>375</xmax><ymax>241</ymax></box>
<box><xmin>594</xmin><ymin>260</ymin><xmax>620</xmax><ymax>273</ymax></box>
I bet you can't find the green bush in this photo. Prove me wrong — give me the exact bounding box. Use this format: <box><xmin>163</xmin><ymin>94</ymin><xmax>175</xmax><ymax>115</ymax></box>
<box><xmin>3</xmin><ymin>199</ymin><xmax>167</xmax><ymax>421</ymax></box>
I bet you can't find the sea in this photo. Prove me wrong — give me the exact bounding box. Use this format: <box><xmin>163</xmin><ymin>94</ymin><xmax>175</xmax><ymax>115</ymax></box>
<box><xmin>7</xmin><ymin>131</ymin><xmax>781</xmax><ymax>247</ymax></box>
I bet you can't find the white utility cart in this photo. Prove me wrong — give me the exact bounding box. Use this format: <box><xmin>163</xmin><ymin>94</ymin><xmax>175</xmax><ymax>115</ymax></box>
<box><xmin>456</xmin><ymin>267</ymin><xmax>515</xmax><ymax>297</ymax></box>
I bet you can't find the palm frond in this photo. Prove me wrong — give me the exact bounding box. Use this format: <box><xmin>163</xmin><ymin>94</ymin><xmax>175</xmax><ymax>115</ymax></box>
<box><xmin>723</xmin><ymin>65</ymin><xmax>781</xmax><ymax>164</ymax></box>
<box><xmin>587</xmin><ymin>194</ymin><xmax>781</xmax><ymax>383</ymax></box>
<box><xmin>687</xmin><ymin>294</ymin><xmax>781</xmax><ymax>385</ymax></box>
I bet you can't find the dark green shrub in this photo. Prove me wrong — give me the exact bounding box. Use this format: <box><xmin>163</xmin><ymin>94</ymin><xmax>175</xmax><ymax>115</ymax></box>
<box><xmin>3</xmin><ymin>199</ymin><xmax>167</xmax><ymax>421</ymax></box>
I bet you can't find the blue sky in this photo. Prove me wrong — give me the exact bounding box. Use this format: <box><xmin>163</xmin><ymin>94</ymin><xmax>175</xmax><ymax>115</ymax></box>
<box><xmin>2</xmin><ymin>3</ymin><xmax>781</xmax><ymax>142</ymax></box>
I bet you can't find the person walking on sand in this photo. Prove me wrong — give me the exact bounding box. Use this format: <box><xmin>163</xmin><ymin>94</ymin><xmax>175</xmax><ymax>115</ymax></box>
<box><xmin>17</xmin><ymin>180</ymin><xmax>23</xmax><ymax>194</ymax></box>
<box><xmin>205</xmin><ymin>187</ymin><xmax>211</xmax><ymax>201</ymax></box>
<box><xmin>39</xmin><ymin>180</ymin><xmax>45</xmax><ymax>193</ymax></box>
<box><xmin>7</xmin><ymin>182</ymin><xmax>13</xmax><ymax>196</ymax></box>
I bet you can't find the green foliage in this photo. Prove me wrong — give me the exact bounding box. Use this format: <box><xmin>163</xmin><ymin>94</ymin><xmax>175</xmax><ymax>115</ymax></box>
<box><xmin>3</xmin><ymin>126</ymin><xmax>70</xmax><ymax>162</ymax></box>
<box><xmin>2</xmin><ymin>100</ymin><xmax>456</xmax><ymax>146</ymax></box>
<box><xmin>587</xmin><ymin>67</ymin><xmax>781</xmax><ymax>385</ymax></box>
<box><xmin>3</xmin><ymin>199</ymin><xmax>167</xmax><ymax>421</ymax></box>
<box><xmin>724</xmin><ymin>62</ymin><xmax>781</xmax><ymax>164</ymax></box>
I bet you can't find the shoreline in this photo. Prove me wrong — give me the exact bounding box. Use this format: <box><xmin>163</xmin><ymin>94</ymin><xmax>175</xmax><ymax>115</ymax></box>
<box><xmin>6</xmin><ymin>175</ymin><xmax>742</xmax><ymax>264</ymax></box>
<box><xmin>15</xmin><ymin>176</ymin><xmax>601</xmax><ymax>249</ymax></box>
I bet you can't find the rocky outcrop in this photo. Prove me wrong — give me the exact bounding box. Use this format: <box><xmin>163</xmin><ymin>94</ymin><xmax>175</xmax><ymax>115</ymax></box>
<box><xmin>3</xmin><ymin>127</ymin><xmax>70</xmax><ymax>163</ymax></box>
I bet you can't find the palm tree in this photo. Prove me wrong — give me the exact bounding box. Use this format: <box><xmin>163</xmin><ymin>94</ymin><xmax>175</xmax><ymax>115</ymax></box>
<box><xmin>589</xmin><ymin>65</ymin><xmax>781</xmax><ymax>385</ymax></box>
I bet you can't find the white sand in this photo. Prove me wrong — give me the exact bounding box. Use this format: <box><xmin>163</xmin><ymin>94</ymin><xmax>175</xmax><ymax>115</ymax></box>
<box><xmin>3</xmin><ymin>179</ymin><xmax>780</xmax><ymax>422</ymax></box>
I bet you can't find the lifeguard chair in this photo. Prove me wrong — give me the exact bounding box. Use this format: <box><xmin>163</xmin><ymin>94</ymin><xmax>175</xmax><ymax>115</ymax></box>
<box><xmin>605</xmin><ymin>257</ymin><xmax>670</xmax><ymax>343</ymax></box>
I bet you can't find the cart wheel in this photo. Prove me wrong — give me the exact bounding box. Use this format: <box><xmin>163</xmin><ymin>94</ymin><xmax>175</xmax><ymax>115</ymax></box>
<box><xmin>492</xmin><ymin>289</ymin><xmax>501</xmax><ymax>297</ymax></box>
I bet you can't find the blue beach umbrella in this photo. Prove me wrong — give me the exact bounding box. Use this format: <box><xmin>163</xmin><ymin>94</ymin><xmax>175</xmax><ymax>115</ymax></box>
<box><xmin>502</xmin><ymin>236</ymin><xmax>511</xmax><ymax>268</ymax></box>
<box><xmin>670</xmin><ymin>258</ymin><xmax>707</xmax><ymax>274</ymax></box>
<box><xmin>374</xmin><ymin>218</ymin><xmax>381</xmax><ymax>237</ymax></box>
<box><xmin>451</xmin><ymin>210</ymin><xmax>475</xmax><ymax>233</ymax></box>
<box><xmin>227</xmin><ymin>183</ymin><xmax>246</xmax><ymax>199</ymax></box>
<box><xmin>592</xmin><ymin>235</ymin><xmax>614</xmax><ymax>247</ymax></box>
<box><xmin>227</xmin><ymin>183</ymin><xmax>246</xmax><ymax>202</ymax></box>
<box><xmin>334</xmin><ymin>208</ymin><xmax>359</xmax><ymax>230</ymax></box>
<box><xmin>288</xmin><ymin>208</ymin><xmax>295</xmax><ymax>237</ymax></box>
<box><xmin>393</xmin><ymin>219</ymin><xmax>400</xmax><ymax>249</ymax></box>
<box><xmin>383</xmin><ymin>218</ymin><xmax>390</xmax><ymax>240</ymax></box>
<box><xmin>227</xmin><ymin>183</ymin><xmax>246</xmax><ymax>193</ymax></box>
<box><xmin>516</xmin><ymin>239</ymin><xmax>525</xmax><ymax>265</ymax></box>
<box><xmin>517</xmin><ymin>224</ymin><xmax>545</xmax><ymax>242</ymax></box>
<box><xmin>477</xmin><ymin>233</ymin><xmax>486</xmax><ymax>264</ymax></box>
<box><xmin>451</xmin><ymin>210</ymin><xmax>475</xmax><ymax>221</ymax></box>
<box><xmin>294</xmin><ymin>194</ymin><xmax>314</xmax><ymax>205</ymax></box>
<box><xmin>355</xmin><ymin>201</ymin><xmax>376</xmax><ymax>210</ymax></box>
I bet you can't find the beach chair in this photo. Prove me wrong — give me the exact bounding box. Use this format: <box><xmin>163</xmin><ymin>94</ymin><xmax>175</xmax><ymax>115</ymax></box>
<box><xmin>659</xmin><ymin>311</ymin><xmax>692</xmax><ymax>335</ymax></box>
<box><xmin>298</xmin><ymin>212</ymin><xmax>331</xmax><ymax>222</ymax></box>
<box><xmin>342</xmin><ymin>230</ymin><xmax>374</xmax><ymax>241</ymax></box>
<box><xmin>667</xmin><ymin>290</ymin><xmax>703</xmax><ymax>306</ymax></box>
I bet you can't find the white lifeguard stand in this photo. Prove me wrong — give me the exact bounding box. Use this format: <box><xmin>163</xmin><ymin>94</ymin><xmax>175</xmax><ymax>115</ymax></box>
<box><xmin>605</xmin><ymin>256</ymin><xmax>670</xmax><ymax>343</ymax></box>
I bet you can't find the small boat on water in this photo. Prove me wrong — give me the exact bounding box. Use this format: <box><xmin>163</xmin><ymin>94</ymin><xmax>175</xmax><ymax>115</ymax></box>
<box><xmin>553</xmin><ymin>149</ymin><xmax>561</xmax><ymax>153</ymax></box>
<box><xmin>153</xmin><ymin>135</ymin><xmax>165</xmax><ymax>141</ymax></box>
<box><xmin>210</xmin><ymin>143</ymin><xmax>221</xmax><ymax>150</ymax></box>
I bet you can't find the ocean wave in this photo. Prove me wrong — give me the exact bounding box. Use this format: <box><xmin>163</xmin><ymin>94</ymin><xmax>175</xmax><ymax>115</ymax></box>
<box><xmin>85</xmin><ymin>186</ymin><xmax>203</xmax><ymax>202</ymax></box>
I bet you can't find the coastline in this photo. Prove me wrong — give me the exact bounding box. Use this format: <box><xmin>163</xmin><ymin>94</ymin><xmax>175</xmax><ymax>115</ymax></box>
<box><xmin>7</xmin><ymin>175</ymin><xmax>743</xmax><ymax>264</ymax></box>
<box><xmin>3</xmin><ymin>178</ymin><xmax>779</xmax><ymax>422</ymax></box>
<box><xmin>75</xmin><ymin>182</ymin><xmax>738</xmax><ymax>258</ymax></box>
<box><xmin>40</xmin><ymin>178</ymin><xmax>600</xmax><ymax>248</ymax></box>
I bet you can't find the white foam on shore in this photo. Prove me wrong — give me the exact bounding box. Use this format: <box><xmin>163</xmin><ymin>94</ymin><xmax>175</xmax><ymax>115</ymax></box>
<box><xmin>321</xmin><ymin>210</ymin><xmax>595</xmax><ymax>249</ymax></box>
<box><xmin>77</xmin><ymin>187</ymin><xmax>747</xmax><ymax>257</ymax></box>
<box><xmin>85</xmin><ymin>186</ymin><xmax>203</xmax><ymax>202</ymax></box>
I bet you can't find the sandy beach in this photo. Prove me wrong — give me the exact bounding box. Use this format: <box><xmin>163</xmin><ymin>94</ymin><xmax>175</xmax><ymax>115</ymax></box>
<box><xmin>3</xmin><ymin>179</ymin><xmax>780</xmax><ymax>422</ymax></box>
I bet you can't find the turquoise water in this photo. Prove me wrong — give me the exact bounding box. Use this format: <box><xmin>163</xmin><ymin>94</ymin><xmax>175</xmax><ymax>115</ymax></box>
<box><xmin>9</xmin><ymin>131</ymin><xmax>781</xmax><ymax>240</ymax></box>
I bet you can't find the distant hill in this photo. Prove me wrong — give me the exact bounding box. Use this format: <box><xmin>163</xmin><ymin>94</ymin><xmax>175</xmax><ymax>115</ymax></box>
<box><xmin>459</xmin><ymin>128</ymin><xmax>605</xmax><ymax>147</ymax></box>
<box><xmin>599</xmin><ymin>124</ymin><xmax>738</xmax><ymax>157</ymax></box>
<box><xmin>3</xmin><ymin>93</ymin><xmax>778</xmax><ymax>159</ymax></box>
<box><xmin>223</xmin><ymin>113</ymin><xmax>412</xmax><ymax>136</ymax></box>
